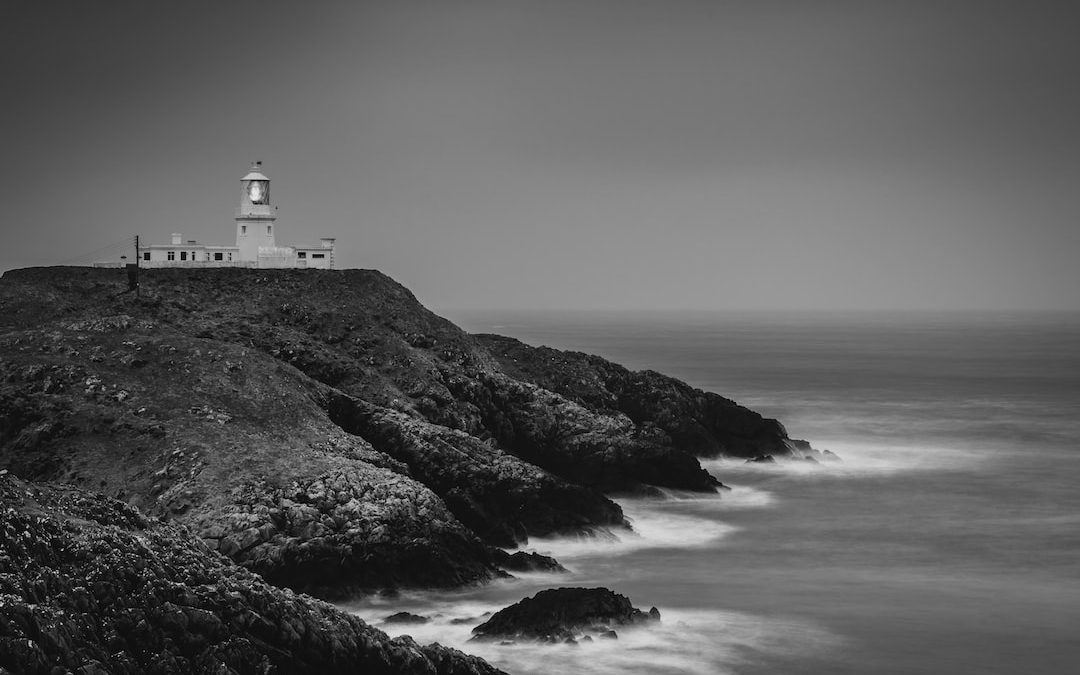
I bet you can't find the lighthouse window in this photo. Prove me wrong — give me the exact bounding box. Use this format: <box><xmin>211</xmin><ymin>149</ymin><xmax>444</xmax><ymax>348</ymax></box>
<box><xmin>241</xmin><ymin>225</ymin><xmax>247</xmax><ymax>234</ymax></box>
<box><xmin>180</xmin><ymin>251</ymin><xmax>188</xmax><ymax>261</ymax></box>
<box><xmin>267</xmin><ymin>225</ymin><xmax>272</xmax><ymax>235</ymax></box>
<box><xmin>214</xmin><ymin>252</ymin><xmax>223</xmax><ymax>261</ymax></box>
<box><xmin>167</xmin><ymin>251</ymin><xmax>175</xmax><ymax>261</ymax></box>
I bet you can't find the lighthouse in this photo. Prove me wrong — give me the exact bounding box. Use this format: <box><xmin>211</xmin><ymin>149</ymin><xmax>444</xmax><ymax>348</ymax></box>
<box><xmin>134</xmin><ymin>161</ymin><xmax>336</xmax><ymax>269</ymax></box>
<box><xmin>235</xmin><ymin>161</ymin><xmax>277</xmax><ymax>262</ymax></box>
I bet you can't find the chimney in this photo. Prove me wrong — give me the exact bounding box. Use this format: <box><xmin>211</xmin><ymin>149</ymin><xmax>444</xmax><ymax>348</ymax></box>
<box><xmin>171</xmin><ymin>233</ymin><xmax>182</xmax><ymax>245</ymax></box>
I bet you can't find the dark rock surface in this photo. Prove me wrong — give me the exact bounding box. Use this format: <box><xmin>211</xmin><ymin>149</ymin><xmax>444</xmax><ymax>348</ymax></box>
<box><xmin>475</xmin><ymin>333</ymin><xmax>813</xmax><ymax>460</ymax></box>
<box><xmin>384</xmin><ymin>612</ymin><xmax>430</xmax><ymax>625</ymax></box>
<box><xmin>491</xmin><ymin>550</ymin><xmax>567</xmax><ymax>574</ymax></box>
<box><xmin>0</xmin><ymin>319</ymin><xmax>499</xmax><ymax>598</ymax></box>
<box><xmin>471</xmin><ymin>587</ymin><xmax>660</xmax><ymax>643</ymax></box>
<box><xmin>0</xmin><ymin>475</ymin><xmax>505</xmax><ymax>675</ymax></box>
<box><xmin>325</xmin><ymin>392</ymin><xmax>626</xmax><ymax>548</ymax></box>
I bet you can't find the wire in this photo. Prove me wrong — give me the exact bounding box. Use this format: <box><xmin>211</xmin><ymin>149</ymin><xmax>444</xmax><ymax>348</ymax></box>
<box><xmin>55</xmin><ymin>236</ymin><xmax>137</xmax><ymax>266</ymax></box>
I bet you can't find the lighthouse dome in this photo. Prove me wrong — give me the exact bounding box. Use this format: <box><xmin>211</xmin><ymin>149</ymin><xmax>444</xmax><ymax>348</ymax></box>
<box><xmin>242</xmin><ymin>160</ymin><xmax>269</xmax><ymax>181</ymax></box>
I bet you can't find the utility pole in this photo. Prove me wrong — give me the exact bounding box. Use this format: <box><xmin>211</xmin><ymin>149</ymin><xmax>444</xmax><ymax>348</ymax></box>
<box><xmin>130</xmin><ymin>235</ymin><xmax>140</xmax><ymax>297</ymax></box>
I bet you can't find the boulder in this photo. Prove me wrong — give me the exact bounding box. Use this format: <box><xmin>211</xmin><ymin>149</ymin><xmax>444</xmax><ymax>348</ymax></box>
<box><xmin>471</xmin><ymin>587</ymin><xmax>659</xmax><ymax>643</ymax></box>
<box><xmin>384</xmin><ymin>612</ymin><xmax>430</xmax><ymax>625</ymax></box>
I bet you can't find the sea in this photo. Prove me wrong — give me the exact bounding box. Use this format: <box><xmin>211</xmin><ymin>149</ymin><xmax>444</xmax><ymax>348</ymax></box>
<box><xmin>344</xmin><ymin>310</ymin><xmax>1080</xmax><ymax>675</ymax></box>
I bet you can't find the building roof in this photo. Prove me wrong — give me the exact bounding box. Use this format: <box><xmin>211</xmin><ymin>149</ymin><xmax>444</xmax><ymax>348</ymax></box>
<box><xmin>242</xmin><ymin>161</ymin><xmax>269</xmax><ymax>181</ymax></box>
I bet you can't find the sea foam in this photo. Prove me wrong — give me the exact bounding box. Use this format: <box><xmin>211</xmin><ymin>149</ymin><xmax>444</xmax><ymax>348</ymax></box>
<box><xmin>704</xmin><ymin>439</ymin><xmax>988</xmax><ymax>480</ymax></box>
<box><xmin>521</xmin><ymin>496</ymin><xmax>743</xmax><ymax>561</ymax></box>
<box><xmin>357</xmin><ymin>605</ymin><xmax>841</xmax><ymax>675</ymax></box>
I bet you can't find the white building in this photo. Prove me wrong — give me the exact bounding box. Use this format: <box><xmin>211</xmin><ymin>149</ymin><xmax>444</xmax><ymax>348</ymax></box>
<box><xmin>138</xmin><ymin>162</ymin><xmax>335</xmax><ymax>269</ymax></box>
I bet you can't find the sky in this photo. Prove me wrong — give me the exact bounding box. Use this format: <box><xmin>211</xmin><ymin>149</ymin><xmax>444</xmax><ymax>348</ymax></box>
<box><xmin>2</xmin><ymin>0</ymin><xmax>1079</xmax><ymax>312</ymax></box>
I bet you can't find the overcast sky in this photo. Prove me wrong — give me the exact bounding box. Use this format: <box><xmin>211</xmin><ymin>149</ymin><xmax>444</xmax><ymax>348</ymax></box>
<box><xmin>2</xmin><ymin>1</ymin><xmax>1078</xmax><ymax>311</ymax></box>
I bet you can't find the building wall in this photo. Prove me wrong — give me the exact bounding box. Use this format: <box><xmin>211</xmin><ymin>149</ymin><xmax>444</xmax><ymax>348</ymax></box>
<box><xmin>143</xmin><ymin>247</ymin><xmax>241</xmax><ymax>264</ymax></box>
<box><xmin>236</xmin><ymin>218</ymin><xmax>276</xmax><ymax>261</ymax></box>
<box><xmin>141</xmin><ymin>260</ymin><xmax>255</xmax><ymax>269</ymax></box>
<box><xmin>294</xmin><ymin>248</ymin><xmax>334</xmax><ymax>269</ymax></box>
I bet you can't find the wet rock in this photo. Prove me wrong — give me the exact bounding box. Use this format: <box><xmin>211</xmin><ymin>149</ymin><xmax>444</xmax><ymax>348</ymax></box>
<box><xmin>471</xmin><ymin>587</ymin><xmax>660</xmax><ymax>643</ymax></box>
<box><xmin>492</xmin><ymin>550</ymin><xmax>567</xmax><ymax>574</ymax></box>
<box><xmin>384</xmin><ymin>612</ymin><xmax>430</xmax><ymax>625</ymax></box>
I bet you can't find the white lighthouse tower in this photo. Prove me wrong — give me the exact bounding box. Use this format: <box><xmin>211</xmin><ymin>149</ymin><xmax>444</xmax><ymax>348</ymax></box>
<box><xmin>235</xmin><ymin>161</ymin><xmax>277</xmax><ymax>262</ymax></box>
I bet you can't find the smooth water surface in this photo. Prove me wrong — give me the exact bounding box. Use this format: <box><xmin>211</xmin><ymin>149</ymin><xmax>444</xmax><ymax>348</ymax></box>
<box><xmin>347</xmin><ymin>311</ymin><xmax>1080</xmax><ymax>674</ymax></box>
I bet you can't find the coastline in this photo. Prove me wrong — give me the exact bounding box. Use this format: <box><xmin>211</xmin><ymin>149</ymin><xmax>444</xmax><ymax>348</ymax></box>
<box><xmin>7</xmin><ymin>273</ymin><xmax>1076</xmax><ymax>673</ymax></box>
<box><xmin>0</xmin><ymin>267</ymin><xmax>815</xmax><ymax>673</ymax></box>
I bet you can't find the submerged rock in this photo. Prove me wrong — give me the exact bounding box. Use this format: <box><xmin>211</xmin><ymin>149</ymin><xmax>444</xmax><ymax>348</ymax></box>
<box><xmin>492</xmin><ymin>550</ymin><xmax>568</xmax><ymax>574</ymax></box>
<box><xmin>471</xmin><ymin>587</ymin><xmax>660</xmax><ymax>643</ymax></box>
<box><xmin>384</xmin><ymin>611</ymin><xmax>430</xmax><ymax>625</ymax></box>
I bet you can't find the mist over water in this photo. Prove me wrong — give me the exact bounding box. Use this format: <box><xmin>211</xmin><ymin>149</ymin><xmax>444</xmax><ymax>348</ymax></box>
<box><xmin>349</xmin><ymin>311</ymin><xmax>1080</xmax><ymax>674</ymax></box>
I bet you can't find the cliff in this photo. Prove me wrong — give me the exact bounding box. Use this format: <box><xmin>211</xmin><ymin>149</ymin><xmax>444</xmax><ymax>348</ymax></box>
<box><xmin>0</xmin><ymin>267</ymin><xmax>813</xmax><ymax>599</ymax></box>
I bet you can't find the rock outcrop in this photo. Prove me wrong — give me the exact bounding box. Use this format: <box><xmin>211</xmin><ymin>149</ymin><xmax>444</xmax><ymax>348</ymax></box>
<box><xmin>475</xmin><ymin>334</ymin><xmax>813</xmax><ymax>460</ymax></box>
<box><xmin>471</xmin><ymin>587</ymin><xmax>660</xmax><ymax>643</ymax></box>
<box><xmin>0</xmin><ymin>474</ymin><xmax>505</xmax><ymax>675</ymax></box>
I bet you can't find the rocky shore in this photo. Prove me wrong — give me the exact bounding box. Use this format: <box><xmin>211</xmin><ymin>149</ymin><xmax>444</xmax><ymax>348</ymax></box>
<box><xmin>0</xmin><ymin>474</ymin><xmax>503</xmax><ymax>674</ymax></box>
<box><xmin>0</xmin><ymin>266</ymin><xmax>817</xmax><ymax>671</ymax></box>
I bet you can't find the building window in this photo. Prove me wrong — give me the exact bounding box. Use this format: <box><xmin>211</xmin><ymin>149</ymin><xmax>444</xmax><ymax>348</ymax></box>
<box><xmin>214</xmin><ymin>252</ymin><xmax>223</xmax><ymax>261</ymax></box>
<box><xmin>143</xmin><ymin>252</ymin><xmax>150</xmax><ymax>261</ymax></box>
<box><xmin>227</xmin><ymin>252</ymin><xmax>233</xmax><ymax>261</ymax></box>
<box><xmin>180</xmin><ymin>251</ymin><xmax>188</xmax><ymax>261</ymax></box>
<box><xmin>312</xmin><ymin>253</ymin><xmax>325</xmax><ymax>259</ymax></box>
<box><xmin>297</xmin><ymin>252</ymin><xmax>307</xmax><ymax>259</ymax></box>
<box><xmin>167</xmin><ymin>251</ymin><xmax>175</xmax><ymax>261</ymax></box>
<box><xmin>241</xmin><ymin>225</ymin><xmax>247</xmax><ymax>234</ymax></box>
<box><xmin>266</xmin><ymin>225</ymin><xmax>272</xmax><ymax>235</ymax></box>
